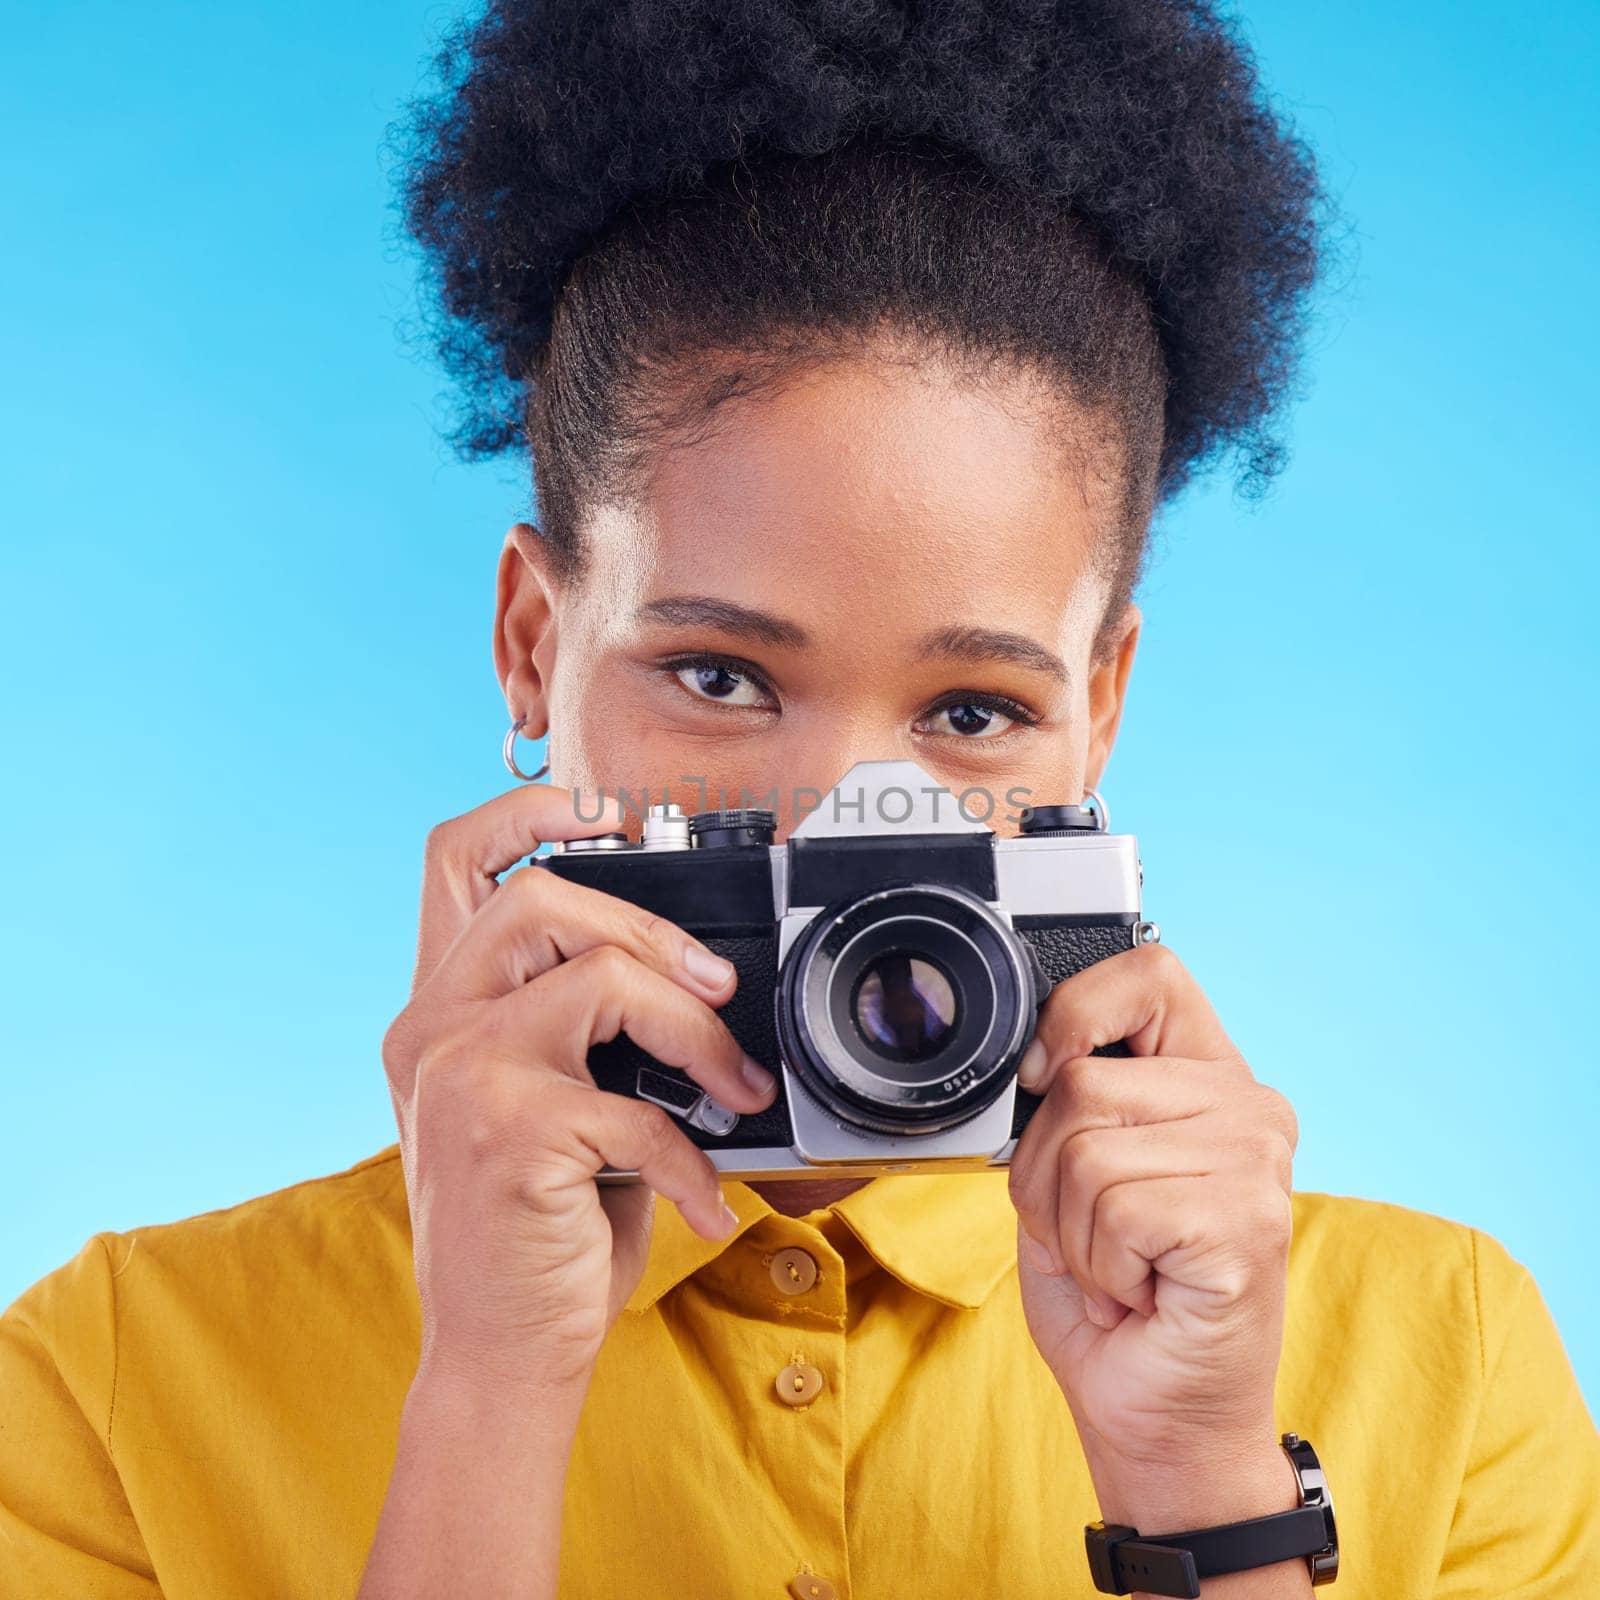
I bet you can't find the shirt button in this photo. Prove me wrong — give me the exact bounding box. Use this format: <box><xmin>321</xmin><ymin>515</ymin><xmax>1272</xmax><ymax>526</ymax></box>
<box><xmin>769</xmin><ymin>1247</ymin><xmax>819</xmax><ymax>1295</ymax></box>
<box><xmin>788</xmin><ymin>1573</ymin><xmax>839</xmax><ymax>1600</ymax></box>
<box><xmin>776</xmin><ymin>1361</ymin><xmax>825</xmax><ymax>1406</ymax></box>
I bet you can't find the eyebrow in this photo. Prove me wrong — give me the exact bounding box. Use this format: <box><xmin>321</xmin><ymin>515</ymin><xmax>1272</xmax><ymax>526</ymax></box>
<box><xmin>635</xmin><ymin>595</ymin><xmax>1068</xmax><ymax>684</ymax></box>
<box><xmin>913</xmin><ymin>623</ymin><xmax>1070</xmax><ymax>686</ymax></box>
<box><xmin>635</xmin><ymin>595</ymin><xmax>810</xmax><ymax>649</ymax></box>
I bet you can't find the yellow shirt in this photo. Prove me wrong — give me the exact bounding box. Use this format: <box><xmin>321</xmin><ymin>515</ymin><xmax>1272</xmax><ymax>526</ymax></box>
<box><xmin>1</xmin><ymin>1143</ymin><xmax>1595</xmax><ymax>1599</ymax></box>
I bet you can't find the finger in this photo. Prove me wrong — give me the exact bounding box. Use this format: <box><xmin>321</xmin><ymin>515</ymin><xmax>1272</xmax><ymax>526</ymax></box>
<box><xmin>1010</xmin><ymin>1116</ymin><xmax>1160</xmax><ymax>1327</ymax></box>
<box><xmin>554</xmin><ymin>1082</ymin><xmax>739</xmax><ymax>1242</ymax></box>
<box><xmin>1008</xmin><ymin>1052</ymin><xmax>1223</xmax><ymax>1286</ymax></box>
<box><xmin>449</xmin><ymin>1064</ymin><xmax>738</xmax><ymax>1244</ymax></box>
<box><xmin>1007</xmin><ymin>957</ymin><xmax>1300</xmax><ymax>1332</ymax></box>
<box><xmin>1056</xmin><ymin>1118</ymin><xmax>1241</xmax><ymax>1320</ymax></box>
<box><xmin>1089</xmin><ymin>1172</ymin><xmax>1292</xmax><ymax>1324</ymax></box>
<box><xmin>1022</xmin><ymin>1052</ymin><xmax>1243</xmax><ymax>1140</ymax></box>
<box><xmin>488</xmin><ymin>942</ymin><xmax>778</xmax><ymax>1115</ymax></box>
<box><xmin>1011</xmin><ymin>1058</ymin><xmax>1294</xmax><ymax>1311</ymax></box>
<box><xmin>419</xmin><ymin>861</ymin><xmax>738</xmax><ymax>1010</ymax></box>
<box><xmin>1016</xmin><ymin>1053</ymin><xmax>1298</xmax><ymax>1161</ymax></box>
<box><xmin>1019</xmin><ymin>943</ymin><xmax>1242</xmax><ymax>1094</ymax></box>
<box><xmin>412</xmin><ymin>783</ymin><xmax>627</xmax><ymax>991</ymax></box>
<box><xmin>1010</xmin><ymin>1103</ymin><xmax>1093</xmax><ymax>1306</ymax></box>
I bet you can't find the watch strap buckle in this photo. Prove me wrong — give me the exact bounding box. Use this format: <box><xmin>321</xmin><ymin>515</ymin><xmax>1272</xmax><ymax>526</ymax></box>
<box><xmin>1085</xmin><ymin>1522</ymin><xmax>1201</xmax><ymax>1598</ymax></box>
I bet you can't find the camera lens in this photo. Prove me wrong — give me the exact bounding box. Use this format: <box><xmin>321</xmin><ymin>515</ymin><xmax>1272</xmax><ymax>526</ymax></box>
<box><xmin>850</xmin><ymin>954</ymin><xmax>960</xmax><ymax>1062</ymax></box>
<box><xmin>776</xmin><ymin>881</ymin><xmax>1035</xmax><ymax>1135</ymax></box>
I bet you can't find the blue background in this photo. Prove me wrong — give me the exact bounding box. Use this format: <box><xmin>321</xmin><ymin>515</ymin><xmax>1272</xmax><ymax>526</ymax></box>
<box><xmin>2</xmin><ymin>2</ymin><xmax>1596</xmax><ymax>1411</ymax></box>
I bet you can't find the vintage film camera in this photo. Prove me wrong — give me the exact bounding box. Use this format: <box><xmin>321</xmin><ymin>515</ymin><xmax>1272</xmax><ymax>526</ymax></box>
<box><xmin>537</xmin><ymin>759</ymin><xmax>1157</xmax><ymax>1182</ymax></box>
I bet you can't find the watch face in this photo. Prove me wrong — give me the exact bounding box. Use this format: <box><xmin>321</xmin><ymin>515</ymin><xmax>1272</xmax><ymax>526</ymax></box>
<box><xmin>1281</xmin><ymin>1433</ymin><xmax>1339</xmax><ymax>1583</ymax></box>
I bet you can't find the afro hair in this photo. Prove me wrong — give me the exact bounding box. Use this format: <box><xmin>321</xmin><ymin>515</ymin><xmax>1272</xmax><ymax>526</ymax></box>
<box><xmin>387</xmin><ymin>0</ymin><xmax>1341</xmax><ymax>623</ymax></box>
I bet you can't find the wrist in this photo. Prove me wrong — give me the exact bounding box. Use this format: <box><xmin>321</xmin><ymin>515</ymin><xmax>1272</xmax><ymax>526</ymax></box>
<box><xmin>359</xmin><ymin>1359</ymin><xmax>589</xmax><ymax>1599</ymax></box>
<box><xmin>1086</xmin><ymin>1428</ymin><xmax>1303</xmax><ymax>1537</ymax></box>
<box><xmin>404</xmin><ymin>1351</ymin><xmax>592</xmax><ymax>1455</ymax></box>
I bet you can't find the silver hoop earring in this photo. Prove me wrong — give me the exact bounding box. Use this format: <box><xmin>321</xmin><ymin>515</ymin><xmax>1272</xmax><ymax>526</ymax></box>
<box><xmin>503</xmin><ymin>717</ymin><xmax>550</xmax><ymax>781</ymax></box>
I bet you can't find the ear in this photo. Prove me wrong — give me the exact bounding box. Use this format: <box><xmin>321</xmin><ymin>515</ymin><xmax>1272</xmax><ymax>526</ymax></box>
<box><xmin>1083</xmin><ymin>601</ymin><xmax>1141</xmax><ymax>791</ymax></box>
<box><xmin>493</xmin><ymin>523</ymin><xmax>560</xmax><ymax>739</ymax></box>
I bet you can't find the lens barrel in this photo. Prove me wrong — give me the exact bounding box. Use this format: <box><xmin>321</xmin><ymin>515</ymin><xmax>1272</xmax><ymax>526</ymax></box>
<box><xmin>776</xmin><ymin>880</ymin><xmax>1035</xmax><ymax>1135</ymax></box>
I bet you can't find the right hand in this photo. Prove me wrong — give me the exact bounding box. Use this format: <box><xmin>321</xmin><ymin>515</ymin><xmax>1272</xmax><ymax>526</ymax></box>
<box><xmin>381</xmin><ymin>781</ymin><xmax>780</xmax><ymax>1393</ymax></box>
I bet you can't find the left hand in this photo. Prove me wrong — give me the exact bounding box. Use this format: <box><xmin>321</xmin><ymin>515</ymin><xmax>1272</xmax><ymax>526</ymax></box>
<box><xmin>1007</xmin><ymin>940</ymin><xmax>1300</xmax><ymax>1497</ymax></box>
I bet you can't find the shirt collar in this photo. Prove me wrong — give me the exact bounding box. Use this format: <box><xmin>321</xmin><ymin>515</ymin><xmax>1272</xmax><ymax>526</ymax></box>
<box><xmin>623</xmin><ymin>1167</ymin><xmax>1019</xmax><ymax>1316</ymax></box>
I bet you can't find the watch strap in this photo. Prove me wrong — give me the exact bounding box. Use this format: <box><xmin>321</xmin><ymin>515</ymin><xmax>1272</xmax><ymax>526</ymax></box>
<box><xmin>1087</xmin><ymin>1504</ymin><xmax>1330</xmax><ymax>1596</ymax></box>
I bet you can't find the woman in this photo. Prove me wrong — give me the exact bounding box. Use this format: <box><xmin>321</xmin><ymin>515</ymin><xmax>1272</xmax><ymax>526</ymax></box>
<box><xmin>2</xmin><ymin>2</ymin><xmax>1594</xmax><ymax>1597</ymax></box>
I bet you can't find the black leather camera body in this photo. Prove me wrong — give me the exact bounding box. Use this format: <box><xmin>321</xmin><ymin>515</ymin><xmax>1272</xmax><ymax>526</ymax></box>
<box><xmin>536</xmin><ymin>759</ymin><xmax>1156</xmax><ymax>1182</ymax></box>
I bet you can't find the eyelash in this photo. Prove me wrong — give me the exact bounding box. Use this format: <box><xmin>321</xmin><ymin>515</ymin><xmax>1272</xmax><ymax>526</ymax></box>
<box><xmin>921</xmin><ymin>689</ymin><xmax>1045</xmax><ymax>736</ymax></box>
<box><xmin>658</xmin><ymin>651</ymin><xmax>778</xmax><ymax>706</ymax></box>
<box><xmin>656</xmin><ymin>651</ymin><xmax>1046</xmax><ymax>737</ymax></box>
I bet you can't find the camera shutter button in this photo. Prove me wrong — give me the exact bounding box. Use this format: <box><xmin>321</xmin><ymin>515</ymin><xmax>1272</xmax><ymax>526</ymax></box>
<box><xmin>769</xmin><ymin>1247</ymin><xmax>819</xmax><ymax>1295</ymax></box>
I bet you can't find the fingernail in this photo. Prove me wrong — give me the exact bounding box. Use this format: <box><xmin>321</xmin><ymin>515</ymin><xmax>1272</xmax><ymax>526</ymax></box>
<box><xmin>740</xmin><ymin>1055</ymin><xmax>776</xmax><ymax>1096</ymax></box>
<box><xmin>1084</xmin><ymin>1298</ymin><xmax>1107</xmax><ymax>1328</ymax></box>
<box><xmin>718</xmin><ymin>1199</ymin><xmax>740</xmax><ymax>1236</ymax></box>
<box><xmin>1017</xmin><ymin>1038</ymin><xmax>1048</xmax><ymax>1090</ymax></box>
<box><xmin>684</xmin><ymin>944</ymin><xmax>736</xmax><ymax>987</ymax></box>
<box><xmin>1023</xmin><ymin>1234</ymin><xmax>1058</xmax><ymax>1274</ymax></box>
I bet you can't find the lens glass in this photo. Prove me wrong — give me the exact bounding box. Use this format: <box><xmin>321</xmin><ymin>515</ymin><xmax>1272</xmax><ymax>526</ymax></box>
<box><xmin>850</xmin><ymin>952</ymin><xmax>960</xmax><ymax>1063</ymax></box>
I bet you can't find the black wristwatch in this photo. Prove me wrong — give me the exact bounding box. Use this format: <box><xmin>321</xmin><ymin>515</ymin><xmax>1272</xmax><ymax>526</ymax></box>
<box><xmin>1084</xmin><ymin>1432</ymin><xmax>1338</xmax><ymax>1597</ymax></box>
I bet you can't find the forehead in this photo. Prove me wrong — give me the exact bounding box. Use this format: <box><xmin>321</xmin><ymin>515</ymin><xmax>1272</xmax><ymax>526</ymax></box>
<box><xmin>577</xmin><ymin>348</ymin><xmax>1112</xmax><ymax>640</ymax></box>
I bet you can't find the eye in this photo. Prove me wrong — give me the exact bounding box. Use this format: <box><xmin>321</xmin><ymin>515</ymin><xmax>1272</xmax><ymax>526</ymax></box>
<box><xmin>664</xmin><ymin>654</ymin><xmax>775</xmax><ymax>710</ymax></box>
<box><xmin>917</xmin><ymin>694</ymin><xmax>1041</xmax><ymax>740</ymax></box>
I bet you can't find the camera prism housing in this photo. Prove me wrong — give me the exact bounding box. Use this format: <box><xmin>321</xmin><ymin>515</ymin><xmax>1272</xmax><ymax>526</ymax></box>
<box><xmin>535</xmin><ymin>758</ymin><xmax>1155</xmax><ymax>1182</ymax></box>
